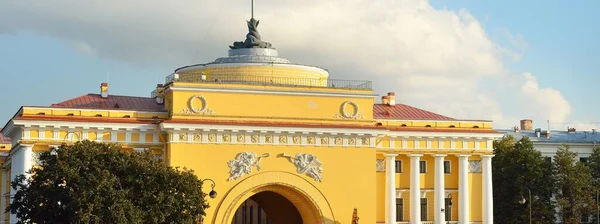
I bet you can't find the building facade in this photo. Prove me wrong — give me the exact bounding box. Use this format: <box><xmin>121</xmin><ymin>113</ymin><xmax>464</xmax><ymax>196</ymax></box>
<box><xmin>0</xmin><ymin>17</ymin><xmax>502</xmax><ymax>224</ymax></box>
<box><xmin>502</xmin><ymin>119</ymin><xmax>600</xmax><ymax>161</ymax></box>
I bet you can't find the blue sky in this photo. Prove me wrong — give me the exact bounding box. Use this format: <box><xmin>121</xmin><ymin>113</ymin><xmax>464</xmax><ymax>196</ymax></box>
<box><xmin>0</xmin><ymin>0</ymin><xmax>598</xmax><ymax>130</ymax></box>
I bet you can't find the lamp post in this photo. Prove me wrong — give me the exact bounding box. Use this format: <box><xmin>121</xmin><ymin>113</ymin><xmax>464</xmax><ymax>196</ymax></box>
<box><xmin>201</xmin><ymin>179</ymin><xmax>218</xmax><ymax>199</ymax></box>
<box><xmin>519</xmin><ymin>188</ymin><xmax>532</xmax><ymax>224</ymax></box>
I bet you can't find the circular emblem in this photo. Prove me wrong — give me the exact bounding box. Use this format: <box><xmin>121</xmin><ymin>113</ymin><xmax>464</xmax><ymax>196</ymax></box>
<box><xmin>341</xmin><ymin>101</ymin><xmax>359</xmax><ymax>119</ymax></box>
<box><xmin>188</xmin><ymin>95</ymin><xmax>208</xmax><ymax>113</ymax></box>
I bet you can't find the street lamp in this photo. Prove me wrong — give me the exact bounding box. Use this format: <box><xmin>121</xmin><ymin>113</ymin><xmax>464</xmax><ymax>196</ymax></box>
<box><xmin>519</xmin><ymin>188</ymin><xmax>532</xmax><ymax>224</ymax></box>
<box><xmin>201</xmin><ymin>179</ymin><xmax>218</xmax><ymax>199</ymax></box>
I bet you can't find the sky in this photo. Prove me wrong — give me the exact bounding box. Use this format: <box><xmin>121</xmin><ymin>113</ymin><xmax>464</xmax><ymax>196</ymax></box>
<box><xmin>0</xmin><ymin>0</ymin><xmax>598</xmax><ymax>131</ymax></box>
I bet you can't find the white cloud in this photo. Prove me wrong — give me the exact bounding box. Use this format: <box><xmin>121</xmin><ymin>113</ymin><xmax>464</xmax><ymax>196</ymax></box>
<box><xmin>0</xmin><ymin>0</ymin><xmax>572</xmax><ymax>129</ymax></box>
<box><xmin>72</xmin><ymin>40</ymin><xmax>97</xmax><ymax>56</ymax></box>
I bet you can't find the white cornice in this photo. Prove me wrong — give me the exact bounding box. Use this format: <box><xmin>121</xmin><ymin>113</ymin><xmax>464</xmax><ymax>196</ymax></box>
<box><xmin>11</xmin><ymin>120</ymin><xmax>158</xmax><ymax>130</ymax></box>
<box><xmin>388</xmin><ymin>131</ymin><xmax>504</xmax><ymax>139</ymax></box>
<box><xmin>160</xmin><ymin>122</ymin><xmax>504</xmax><ymax>139</ymax></box>
<box><xmin>160</xmin><ymin>123</ymin><xmax>387</xmax><ymax>136</ymax></box>
<box><xmin>375</xmin><ymin>118</ymin><xmax>493</xmax><ymax>123</ymax></box>
<box><xmin>22</xmin><ymin>106</ymin><xmax>168</xmax><ymax>115</ymax></box>
<box><xmin>168</xmin><ymin>86</ymin><xmax>376</xmax><ymax>98</ymax></box>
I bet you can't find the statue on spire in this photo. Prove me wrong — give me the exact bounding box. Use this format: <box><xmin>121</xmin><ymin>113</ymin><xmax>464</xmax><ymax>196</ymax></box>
<box><xmin>229</xmin><ymin>18</ymin><xmax>273</xmax><ymax>49</ymax></box>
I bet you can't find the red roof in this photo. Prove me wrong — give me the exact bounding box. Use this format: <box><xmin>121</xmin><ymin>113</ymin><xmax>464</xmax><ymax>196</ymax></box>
<box><xmin>51</xmin><ymin>94</ymin><xmax>165</xmax><ymax>112</ymax></box>
<box><xmin>0</xmin><ymin>133</ymin><xmax>10</xmax><ymax>144</ymax></box>
<box><xmin>373</xmin><ymin>104</ymin><xmax>455</xmax><ymax>120</ymax></box>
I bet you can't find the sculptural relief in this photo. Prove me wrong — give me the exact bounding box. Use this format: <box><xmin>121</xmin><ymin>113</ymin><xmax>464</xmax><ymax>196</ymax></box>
<box><xmin>469</xmin><ymin>160</ymin><xmax>482</xmax><ymax>173</ymax></box>
<box><xmin>293</xmin><ymin>136</ymin><xmax>301</xmax><ymax>144</ymax></box>
<box><xmin>279</xmin><ymin>135</ymin><xmax>287</xmax><ymax>144</ymax></box>
<box><xmin>222</xmin><ymin>133</ymin><xmax>231</xmax><ymax>143</ymax></box>
<box><xmin>321</xmin><ymin>136</ymin><xmax>329</xmax><ymax>145</ymax></box>
<box><xmin>227</xmin><ymin>152</ymin><xmax>270</xmax><ymax>181</ymax></box>
<box><xmin>334</xmin><ymin>137</ymin><xmax>343</xmax><ymax>145</ymax></box>
<box><xmin>278</xmin><ymin>153</ymin><xmax>323</xmax><ymax>182</ymax></box>
<box><xmin>376</xmin><ymin>159</ymin><xmax>385</xmax><ymax>172</ymax></box>
<box><xmin>230</xmin><ymin>18</ymin><xmax>273</xmax><ymax>49</ymax></box>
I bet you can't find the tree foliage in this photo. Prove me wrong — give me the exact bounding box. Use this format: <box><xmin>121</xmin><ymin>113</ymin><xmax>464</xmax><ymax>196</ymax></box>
<box><xmin>553</xmin><ymin>145</ymin><xmax>596</xmax><ymax>224</ymax></box>
<box><xmin>584</xmin><ymin>147</ymin><xmax>600</xmax><ymax>223</ymax></box>
<box><xmin>9</xmin><ymin>140</ymin><xmax>209</xmax><ymax>224</ymax></box>
<box><xmin>493</xmin><ymin>136</ymin><xmax>555</xmax><ymax>223</ymax></box>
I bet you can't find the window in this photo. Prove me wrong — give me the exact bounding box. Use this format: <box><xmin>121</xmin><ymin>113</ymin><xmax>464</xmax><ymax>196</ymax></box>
<box><xmin>395</xmin><ymin>160</ymin><xmax>402</xmax><ymax>173</ymax></box>
<box><xmin>581</xmin><ymin>214</ymin><xmax>590</xmax><ymax>223</ymax></box>
<box><xmin>444</xmin><ymin>161</ymin><xmax>451</xmax><ymax>173</ymax></box>
<box><xmin>258</xmin><ymin>206</ymin><xmax>262</xmax><ymax>224</ymax></box>
<box><xmin>250</xmin><ymin>206</ymin><xmax>254</xmax><ymax>224</ymax></box>
<box><xmin>396</xmin><ymin>198</ymin><xmax>403</xmax><ymax>221</ymax></box>
<box><xmin>545</xmin><ymin>157</ymin><xmax>552</xmax><ymax>164</ymax></box>
<box><xmin>242</xmin><ymin>204</ymin><xmax>247</xmax><ymax>224</ymax></box>
<box><xmin>421</xmin><ymin>198</ymin><xmax>428</xmax><ymax>221</ymax></box>
<box><xmin>445</xmin><ymin>198</ymin><xmax>452</xmax><ymax>221</ymax></box>
<box><xmin>419</xmin><ymin>161</ymin><xmax>427</xmax><ymax>173</ymax></box>
<box><xmin>580</xmin><ymin>157</ymin><xmax>589</xmax><ymax>164</ymax></box>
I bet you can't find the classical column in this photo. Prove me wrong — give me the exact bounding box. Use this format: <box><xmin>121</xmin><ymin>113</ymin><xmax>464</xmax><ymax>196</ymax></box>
<box><xmin>410</xmin><ymin>154</ymin><xmax>423</xmax><ymax>224</ymax></box>
<box><xmin>10</xmin><ymin>144</ymin><xmax>33</xmax><ymax>223</ymax></box>
<box><xmin>385</xmin><ymin>153</ymin><xmax>398</xmax><ymax>224</ymax></box>
<box><xmin>482</xmin><ymin>155</ymin><xmax>494</xmax><ymax>224</ymax></box>
<box><xmin>0</xmin><ymin>169</ymin><xmax>6</xmax><ymax>221</ymax></box>
<box><xmin>458</xmin><ymin>155</ymin><xmax>470</xmax><ymax>224</ymax></box>
<box><xmin>434</xmin><ymin>154</ymin><xmax>446</xmax><ymax>224</ymax></box>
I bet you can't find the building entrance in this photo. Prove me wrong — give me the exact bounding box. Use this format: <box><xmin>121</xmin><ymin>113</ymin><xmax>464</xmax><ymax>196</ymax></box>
<box><xmin>231</xmin><ymin>191</ymin><xmax>302</xmax><ymax>224</ymax></box>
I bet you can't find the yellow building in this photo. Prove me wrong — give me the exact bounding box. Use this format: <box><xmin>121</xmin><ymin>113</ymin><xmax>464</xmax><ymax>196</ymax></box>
<box><xmin>0</xmin><ymin>16</ymin><xmax>502</xmax><ymax>224</ymax></box>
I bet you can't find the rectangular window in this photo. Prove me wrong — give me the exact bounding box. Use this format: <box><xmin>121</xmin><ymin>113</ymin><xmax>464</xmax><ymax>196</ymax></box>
<box><xmin>580</xmin><ymin>157</ymin><xmax>589</xmax><ymax>164</ymax></box>
<box><xmin>581</xmin><ymin>214</ymin><xmax>590</xmax><ymax>223</ymax></box>
<box><xmin>421</xmin><ymin>198</ymin><xmax>428</xmax><ymax>221</ymax></box>
<box><xmin>395</xmin><ymin>160</ymin><xmax>402</xmax><ymax>173</ymax></box>
<box><xmin>396</xmin><ymin>198</ymin><xmax>403</xmax><ymax>221</ymax></box>
<box><xmin>444</xmin><ymin>161</ymin><xmax>451</xmax><ymax>173</ymax></box>
<box><xmin>419</xmin><ymin>161</ymin><xmax>427</xmax><ymax>173</ymax></box>
<box><xmin>545</xmin><ymin>156</ymin><xmax>552</xmax><ymax>164</ymax></box>
<box><xmin>445</xmin><ymin>198</ymin><xmax>452</xmax><ymax>221</ymax></box>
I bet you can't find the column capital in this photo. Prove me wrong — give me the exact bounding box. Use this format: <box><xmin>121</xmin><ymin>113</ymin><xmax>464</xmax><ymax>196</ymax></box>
<box><xmin>385</xmin><ymin>153</ymin><xmax>399</xmax><ymax>157</ymax></box>
<box><xmin>456</xmin><ymin>154</ymin><xmax>471</xmax><ymax>158</ymax></box>
<box><xmin>433</xmin><ymin>154</ymin><xmax>447</xmax><ymax>157</ymax></box>
<box><xmin>409</xmin><ymin>154</ymin><xmax>423</xmax><ymax>157</ymax></box>
<box><xmin>481</xmin><ymin>154</ymin><xmax>495</xmax><ymax>159</ymax></box>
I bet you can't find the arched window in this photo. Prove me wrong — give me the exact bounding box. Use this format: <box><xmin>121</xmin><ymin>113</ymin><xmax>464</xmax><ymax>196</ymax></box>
<box><xmin>242</xmin><ymin>204</ymin><xmax>246</xmax><ymax>224</ymax></box>
<box><xmin>250</xmin><ymin>206</ymin><xmax>254</xmax><ymax>224</ymax></box>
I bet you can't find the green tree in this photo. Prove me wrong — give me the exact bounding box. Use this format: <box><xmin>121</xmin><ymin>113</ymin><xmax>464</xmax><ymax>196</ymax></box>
<box><xmin>553</xmin><ymin>145</ymin><xmax>596</xmax><ymax>224</ymax></box>
<box><xmin>8</xmin><ymin>140</ymin><xmax>209</xmax><ymax>224</ymax></box>
<box><xmin>584</xmin><ymin>147</ymin><xmax>600</xmax><ymax>222</ymax></box>
<box><xmin>493</xmin><ymin>136</ymin><xmax>555</xmax><ymax>223</ymax></box>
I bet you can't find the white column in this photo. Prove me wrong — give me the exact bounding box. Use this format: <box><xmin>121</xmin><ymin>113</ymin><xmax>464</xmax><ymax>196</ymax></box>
<box><xmin>482</xmin><ymin>155</ymin><xmax>494</xmax><ymax>224</ymax></box>
<box><xmin>385</xmin><ymin>153</ymin><xmax>398</xmax><ymax>224</ymax></box>
<box><xmin>0</xmin><ymin>169</ymin><xmax>6</xmax><ymax>221</ymax></box>
<box><xmin>458</xmin><ymin>155</ymin><xmax>470</xmax><ymax>224</ymax></box>
<box><xmin>10</xmin><ymin>144</ymin><xmax>33</xmax><ymax>223</ymax></box>
<box><xmin>410</xmin><ymin>154</ymin><xmax>423</xmax><ymax>224</ymax></box>
<box><xmin>434</xmin><ymin>154</ymin><xmax>447</xmax><ymax>224</ymax></box>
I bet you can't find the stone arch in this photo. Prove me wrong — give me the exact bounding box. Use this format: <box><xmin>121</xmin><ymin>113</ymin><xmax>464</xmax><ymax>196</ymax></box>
<box><xmin>212</xmin><ymin>171</ymin><xmax>336</xmax><ymax>224</ymax></box>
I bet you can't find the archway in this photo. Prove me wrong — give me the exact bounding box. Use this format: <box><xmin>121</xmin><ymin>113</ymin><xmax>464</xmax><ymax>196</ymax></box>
<box><xmin>231</xmin><ymin>191</ymin><xmax>303</xmax><ymax>224</ymax></box>
<box><xmin>212</xmin><ymin>171</ymin><xmax>336</xmax><ymax>224</ymax></box>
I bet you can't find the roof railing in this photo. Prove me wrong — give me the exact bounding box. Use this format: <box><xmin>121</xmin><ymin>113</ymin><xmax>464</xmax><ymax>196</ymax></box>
<box><xmin>165</xmin><ymin>73</ymin><xmax>372</xmax><ymax>90</ymax></box>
